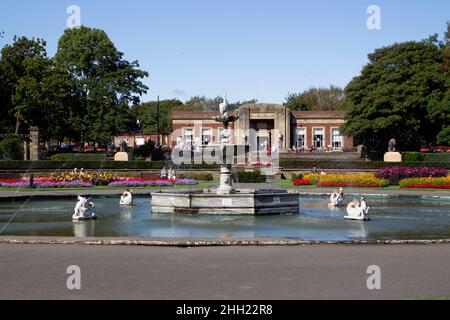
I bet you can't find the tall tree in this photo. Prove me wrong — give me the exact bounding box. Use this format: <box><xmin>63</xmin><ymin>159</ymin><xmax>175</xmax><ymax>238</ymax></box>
<box><xmin>54</xmin><ymin>26</ymin><xmax>149</xmax><ymax>147</ymax></box>
<box><xmin>341</xmin><ymin>29</ymin><xmax>449</xmax><ymax>160</ymax></box>
<box><xmin>0</xmin><ymin>36</ymin><xmax>49</xmax><ymax>134</ymax></box>
<box><xmin>284</xmin><ymin>86</ymin><xmax>345</xmax><ymax>111</ymax></box>
<box><xmin>434</xmin><ymin>22</ymin><xmax>450</xmax><ymax>145</ymax></box>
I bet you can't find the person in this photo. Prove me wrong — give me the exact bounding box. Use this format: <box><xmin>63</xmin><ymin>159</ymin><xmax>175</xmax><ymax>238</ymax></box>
<box><xmin>29</xmin><ymin>174</ymin><xmax>34</xmax><ymax>189</ymax></box>
<box><xmin>168</xmin><ymin>167</ymin><xmax>174</xmax><ymax>180</ymax></box>
<box><xmin>160</xmin><ymin>167</ymin><xmax>168</xmax><ymax>179</ymax></box>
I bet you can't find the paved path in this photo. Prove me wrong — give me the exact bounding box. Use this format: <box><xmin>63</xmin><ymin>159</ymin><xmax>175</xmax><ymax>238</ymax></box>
<box><xmin>1</xmin><ymin>243</ymin><xmax>450</xmax><ymax>300</ymax></box>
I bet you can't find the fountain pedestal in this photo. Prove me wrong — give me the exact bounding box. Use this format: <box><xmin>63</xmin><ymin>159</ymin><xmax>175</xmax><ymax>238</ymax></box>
<box><xmin>217</xmin><ymin>165</ymin><xmax>234</xmax><ymax>195</ymax></box>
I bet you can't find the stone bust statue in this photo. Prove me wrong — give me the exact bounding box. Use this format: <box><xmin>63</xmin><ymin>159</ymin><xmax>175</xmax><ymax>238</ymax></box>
<box><xmin>388</xmin><ymin>138</ymin><xmax>397</xmax><ymax>152</ymax></box>
<box><xmin>120</xmin><ymin>140</ymin><xmax>129</xmax><ymax>152</ymax></box>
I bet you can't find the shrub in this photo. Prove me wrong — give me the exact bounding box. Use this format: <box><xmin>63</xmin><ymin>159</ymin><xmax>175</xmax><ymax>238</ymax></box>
<box><xmin>423</xmin><ymin>153</ymin><xmax>450</xmax><ymax>163</ymax></box>
<box><xmin>403</xmin><ymin>152</ymin><xmax>425</xmax><ymax>162</ymax></box>
<box><xmin>234</xmin><ymin>171</ymin><xmax>266</xmax><ymax>183</ymax></box>
<box><xmin>178</xmin><ymin>172</ymin><xmax>214</xmax><ymax>181</ymax></box>
<box><xmin>0</xmin><ymin>138</ymin><xmax>23</xmax><ymax>160</ymax></box>
<box><xmin>291</xmin><ymin>173</ymin><xmax>304</xmax><ymax>181</ymax></box>
<box><xmin>377</xmin><ymin>166</ymin><xmax>447</xmax><ymax>185</ymax></box>
<box><xmin>132</xmin><ymin>141</ymin><xmax>155</xmax><ymax>158</ymax></box>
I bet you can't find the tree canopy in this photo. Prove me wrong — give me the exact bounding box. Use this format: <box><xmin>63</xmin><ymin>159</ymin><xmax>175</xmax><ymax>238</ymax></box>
<box><xmin>341</xmin><ymin>25</ymin><xmax>450</xmax><ymax>160</ymax></box>
<box><xmin>54</xmin><ymin>26</ymin><xmax>149</xmax><ymax>146</ymax></box>
<box><xmin>284</xmin><ymin>86</ymin><xmax>345</xmax><ymax>111</ymax></box>
<box><xmin>132</xmin><ymin>99</ymin><xmax>183</xmax><ymax>134</ymax></box>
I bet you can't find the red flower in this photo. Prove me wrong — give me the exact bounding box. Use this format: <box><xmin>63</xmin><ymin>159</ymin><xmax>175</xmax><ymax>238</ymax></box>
<box><xmin>293</xmin><ymin>179</ymin><xmax>311</xmax><ymax>186</ymax></box>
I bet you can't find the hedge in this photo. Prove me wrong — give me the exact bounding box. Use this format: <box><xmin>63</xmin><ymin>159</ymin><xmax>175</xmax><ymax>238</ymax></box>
<box><xmin>0</xmin><ymin>160</ymin><xmax>449</xmax><ymax>171</ymax></box>
<box><xmin>402</xmin><ymin>152</ymin><xmax>450</xmax><ymax>163</ymax></box>
<box><xmin>50</xmin><ymin>153</ymin><xmax>108</xmax><ymax>161</ymax></box>
<box><xmin>234</xmin><ymin>171</ymin><xmax>266</xmax><ymax>183</ymax></box>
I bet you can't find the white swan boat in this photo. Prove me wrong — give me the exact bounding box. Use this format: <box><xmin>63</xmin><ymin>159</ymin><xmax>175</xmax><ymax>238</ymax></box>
<box><xmin>119</xmin><ymin>190</ymin><xmax>133</xmax><ymax>205</ymax></box>
<box><xmin>328</xmin><ymin>187</ymin><xmax>345</xmax><ymax>207</ymax></box>
<box><xmin>344</xmin><ymin>197</ymin><xmax>370</xmax><ymax>221</ymax></box>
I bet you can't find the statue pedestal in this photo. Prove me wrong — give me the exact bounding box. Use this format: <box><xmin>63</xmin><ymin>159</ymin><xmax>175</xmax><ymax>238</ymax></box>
<box><xmin>114</xmin><ymin>152</ymin><xmax>133</xmax><ymax>162</ymax></box>
<box><xmin>216</xmin><ymin>165</ymin><xmax>235</xmax><ymax>195</ymax></box>
<box><xmin>384</xmin><ymin>152</ymin><xmax>402</xmax><ymax>162</ymax></box>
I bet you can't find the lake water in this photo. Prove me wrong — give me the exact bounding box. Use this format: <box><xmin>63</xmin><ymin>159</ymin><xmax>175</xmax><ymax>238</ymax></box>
<box><xmin>1</xmin><ymin>195</ymin><xmax>450</xmax><ymax>240</ymax></box>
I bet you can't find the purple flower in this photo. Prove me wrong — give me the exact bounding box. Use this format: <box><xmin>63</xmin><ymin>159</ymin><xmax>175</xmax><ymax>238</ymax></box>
<box><xmin>108</xmin><ymin>180</ymin><xmax>175</xmax><ymax>187</ymax></box>
<box><xmin>35</xmin><ymin>180</ymin><xmax>93</xmax><ymax>188</ymax></box>
<box><xmin>377</xmin><ymin>166</ymin><xmax>448</xmax><ymax>185</ymax></box>
<box><xmin>0</xmin><ymin>182</ymin><xmax>30</xmax><ymax>188</ymax></box>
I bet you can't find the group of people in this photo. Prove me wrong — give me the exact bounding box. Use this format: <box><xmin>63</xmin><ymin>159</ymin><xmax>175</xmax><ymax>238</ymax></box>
<box><xmin>160</xmin><ymin>167</ymin><xmax>177</xmax><ymax>180</ymax></box>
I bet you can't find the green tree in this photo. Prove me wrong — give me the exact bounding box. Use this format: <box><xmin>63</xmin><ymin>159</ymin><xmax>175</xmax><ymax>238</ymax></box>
<box><xmin>132</xmin><ymin>99</ymin><xmax>183</xmax><ymax>134</ymax></box>
<box><xmin>177</xmin><ymin>95</ymin><xmax>221</xmax><ymax>112</ymax></box>
<box><xmin>341</xmin><ymin>31</ymin><xmax>449</xmax><ymax>159</ymax></box>
<box><xmin>54</xmin><ymin>26</ymin><xmax>149</xmax><ymax>147</ymax></box>
<box><xmin>0</xmin><ymin>36</ymin><xmax>49</xmax><ymax>134</ymax></box>
<box><xmin>228</xmin><ymin>99</ymin><xmax>258</xmax><ymax>110</ymax></box>
<box><xmin>284</xmin><ymin>86</ymin><xmax>345</xmax><ymax>111</ymax></box>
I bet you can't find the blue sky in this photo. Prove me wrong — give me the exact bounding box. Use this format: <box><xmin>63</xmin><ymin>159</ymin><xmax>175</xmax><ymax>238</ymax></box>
<box><xmin>1</xmin><ymin>0</ymin><xmax>449</xmax><ymax>103</ymax></box>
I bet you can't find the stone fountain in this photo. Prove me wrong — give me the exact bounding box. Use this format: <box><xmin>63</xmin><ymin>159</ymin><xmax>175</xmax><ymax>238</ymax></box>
<box><xmin>151</xmin><ymin>94</ymin><xmax>300</xmax><ymax>215</ymax></box>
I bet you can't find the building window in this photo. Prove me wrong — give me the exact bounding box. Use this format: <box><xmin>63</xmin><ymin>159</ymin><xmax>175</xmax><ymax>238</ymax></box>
<box><xmin>332</xmin><ymin>128</ymin><xmax>343</xmax><ymax>149</ymax></box>
<box><xmin>313</xmin><ymin>128</ymin><xmax>324</xmax><ymax>148</ymax></box>
<box><xmin>296</xmin><ymin>128</ymin><xmax>305</xmax><ymax>148</ymax></box>
<box><xmin>183</xmin><ymin>128</ymin><xmax>193</xmax><ymax>144</ymax></box>
<box><xmin>202</xmin><ymin>128</ymin><xmax>212</xmax><ymax>146</ymax></box>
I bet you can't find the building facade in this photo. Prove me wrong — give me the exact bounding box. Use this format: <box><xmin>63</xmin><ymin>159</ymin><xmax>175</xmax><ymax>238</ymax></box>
<box><xmin>172</xmin><ymin>103</ymin><xmax>353</xmax><ymax>152</ymax></box>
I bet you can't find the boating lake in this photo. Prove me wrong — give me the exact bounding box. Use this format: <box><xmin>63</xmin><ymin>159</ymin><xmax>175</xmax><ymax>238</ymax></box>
<box><xmin>1</xmin><ymin>195</ymin><xmax>450</xmax><ymax>241</ymax></box>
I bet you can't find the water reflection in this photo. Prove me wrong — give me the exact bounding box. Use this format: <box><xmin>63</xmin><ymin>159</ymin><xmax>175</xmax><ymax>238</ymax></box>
<box><xmin>73</xmin><ymin>221</ymin><xmax>96</xmax><ymax>238</ymax></box>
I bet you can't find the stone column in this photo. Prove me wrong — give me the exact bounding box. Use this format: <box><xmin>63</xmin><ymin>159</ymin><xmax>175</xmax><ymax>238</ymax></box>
<box><xmin>29</xmin><ymin>126</ymin><xmax>39</xmax><ymax>161</ymax></box>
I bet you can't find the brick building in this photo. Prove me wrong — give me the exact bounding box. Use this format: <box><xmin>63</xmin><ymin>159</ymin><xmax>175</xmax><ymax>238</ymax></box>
<box><xmin>171</xmin><ymin>103</ymin><xmax>353</xmax><ymax>152</ymax></box>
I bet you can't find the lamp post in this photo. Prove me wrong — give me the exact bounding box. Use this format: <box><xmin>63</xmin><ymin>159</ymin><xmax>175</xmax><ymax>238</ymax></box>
<box><xmin>156</xmin><ymin>95</ymin><xmax>161</xmax><ymax>146</ymax></box>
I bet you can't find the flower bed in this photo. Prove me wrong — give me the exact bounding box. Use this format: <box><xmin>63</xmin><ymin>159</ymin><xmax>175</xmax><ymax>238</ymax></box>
<box><xmin>51</xmin><ymin>169</ymin><xmax>119</xmax><ymax>185</ymax></box>
<box><xmin>292</xmin><ymin>179</ymin><xmax>311</xmax><ymax>186</ymax></box>
<box><xmin>377</xmin><ymin>166</ymin><xmax>447</xmax><ymax>185</ymax></box>
<box><xmin>318</xmin><ymin>174</ymin><xmax>389</xmax><ymax>188</ymax></box>
<box><xmin>0</xmin><ymin>179</ymin><xmax>93</xmax><ymax>188</ymax></box>
<box><xmin>298</xmin><ymin>173</ymin><xmax>388</xmax><ymax>188</ymax></box>
<box><xmin>400</xmin><ymin>177</ymin><xmax>450</xmax><ymax>189</ymax></box>
<box><xmin>0</xmin><ymin>176</ymin><xmax>198</xmax><ymax>189</ymax></box>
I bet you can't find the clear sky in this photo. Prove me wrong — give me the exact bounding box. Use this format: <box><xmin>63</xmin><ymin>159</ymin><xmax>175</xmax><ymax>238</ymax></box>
<box><xmin>1</xmin><ymin>0</ymin><xmax>449</xmax><ymax>104</ymax></box>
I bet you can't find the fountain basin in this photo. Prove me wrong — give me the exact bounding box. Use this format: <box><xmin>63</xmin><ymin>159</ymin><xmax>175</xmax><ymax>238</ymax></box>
<box><xmin>150</xmin><ymin>189</ymin><xmax>300</xmax><ymax>215</ymax></box>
